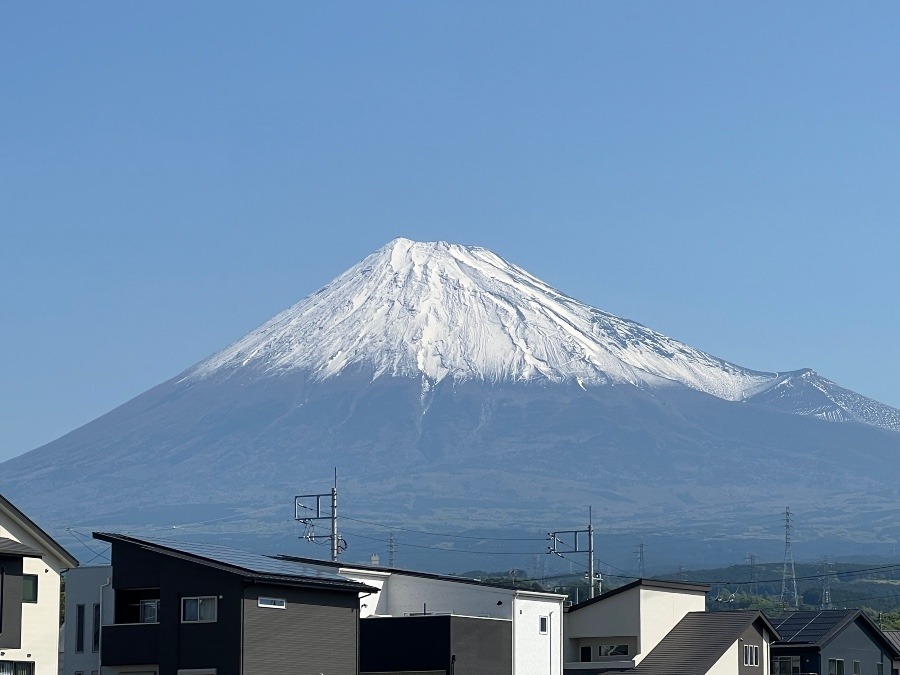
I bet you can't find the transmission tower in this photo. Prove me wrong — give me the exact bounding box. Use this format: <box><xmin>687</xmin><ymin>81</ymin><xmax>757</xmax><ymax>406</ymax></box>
<box><xmin>746</xmin><ymin>553</ymin><xmax>758</xmax><ymax>596</ymax></box>
<box><xmin>388</xmin><ymin>532</ymin><xmax>396</xmax><ymax>568</ymax></box>
<box><xmin>635</xmin><ymin>542</ymin><xmax>646</xmax><ymax>578</ymax></box>
<box><xmin>780</xmin><ymin>507</ymin><xmax>799</xmax><ymax>611</ymax></box>
<box><xmin>820</xmin><ymin>555</ymin><xmax>835</xmax><ymax>609</ymax></box>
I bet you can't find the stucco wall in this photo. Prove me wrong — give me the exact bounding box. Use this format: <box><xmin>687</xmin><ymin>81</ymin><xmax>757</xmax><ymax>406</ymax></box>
<box><xmin>0</xmin><ymin>511</ymin><xmax>71</xmax><ymax>675</ymax></box>
<box><xmin>637</xmin><ymin>587</ymin><xmax>706</xmax><ymax>664</ymax></box>
<box><xmin>513</xmin><ymin>594</ymin><xmax>563</xmax><ymax>675</ymax></box>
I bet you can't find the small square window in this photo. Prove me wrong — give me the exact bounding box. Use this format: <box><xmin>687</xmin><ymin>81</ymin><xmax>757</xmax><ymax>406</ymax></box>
<box><xmin>22</xmin><ymin>574</ymin><xmax>38</xmax><ymax>603</ymax></box>
<box><xmin>182</xmin><ymin>596</ymin><xmax>217</xmax><ymax>623</ymax></box>
<box><xmin>539</xmin><ymin>616</ymin><xmax>548</xmax><ymax>634</ymax></box>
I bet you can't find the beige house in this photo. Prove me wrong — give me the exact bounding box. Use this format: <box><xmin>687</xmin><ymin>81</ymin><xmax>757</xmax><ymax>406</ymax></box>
<box><xmin>0</xmin><ymin>493</ymin><xmax>78</xmax><ymax>675</ymax></box>
<box><xmin>563</xmin><ymin>578</ymin><xmax>710</xmax><ymax>671</ymax></box>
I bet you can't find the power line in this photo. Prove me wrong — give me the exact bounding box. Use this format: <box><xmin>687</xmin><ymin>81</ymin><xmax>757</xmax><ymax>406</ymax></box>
<box><xmin>341</xmin><ymin>515</ymin><xmax>545</xmax><ymax>541</ymax></box>
<box><xmin>342</xmin><ymin>530</ymin><xmax>544</xmax><ymax>556</ymax></box>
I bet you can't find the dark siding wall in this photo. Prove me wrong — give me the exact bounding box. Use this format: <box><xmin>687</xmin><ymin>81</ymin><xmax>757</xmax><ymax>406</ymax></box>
<box><xmin>738</xmin><ymin>622</ymin><xmax>763</xmax><ymax>675</ymax></box>
<box><xmin>450</xmin><ymin>617</ymin><xmax>512</xmax><ymax>675</ymax></box>
<box><xmin>360</xmin><ymin>616</ymin><xmax>451</xmax><ymax>674</ymax></box>
<box><xmin>0</xmin><ymin>556</ymin><xmax>23</xmax><ymax>649</ymax></box>
<box><xmin>109</xmin><ymin>541</ymin><xmax>243</xmax><ymax>675</ymax></box>
<box><xmin>242</xmin><ymin>584</ymin><xmax>360</xmax><ymax>675</ymax></box>
<box><xmin>823</xmin><ymin>621</ymin><xmax>889</xmax><ymax>675</ymax></box>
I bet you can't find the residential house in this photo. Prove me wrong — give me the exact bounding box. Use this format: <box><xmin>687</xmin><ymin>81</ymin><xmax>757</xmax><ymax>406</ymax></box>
<box><xmin>0</xmin><ymin>493</ymin><xmax>79</xmax><ymax>675</ymax></box>
<box><xmin>770</xmin><ymin>610</ymin><xmax>900</xmax><ymax>675</ymax></box>
<box><xmin>880</xmin><ymin>630</ymin><xmax>900</xmax><ymax>675</ymax></box>
<box><xmin>62</xmin><ymin>565</ymin><xmax>111</xmax><ymax>675</ymax></box>
<box><xmin>563</xmin><ymin>578</ymin><xmax>710</xmax><ymax>672</ymax></box>
<box><xmin>278</xmin><ymin>554</ymin><xmax>568</xmax><ymax>675</ymax></box>
<box><xmin>90</xmin><ymin>532</ymin><xmax>375</xmax><ymax>675</ymax></box>
<box><xmin>630</xmin><ymin>610</ymin><xmax>779</xmax><ymax>675</ymax></box>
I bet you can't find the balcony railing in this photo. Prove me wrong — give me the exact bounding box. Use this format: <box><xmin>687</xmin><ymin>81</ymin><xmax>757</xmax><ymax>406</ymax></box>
<box><xmin>101</xmin><ymin>622</ymin><xmax>160</xmax><ymax>665</ymax></box>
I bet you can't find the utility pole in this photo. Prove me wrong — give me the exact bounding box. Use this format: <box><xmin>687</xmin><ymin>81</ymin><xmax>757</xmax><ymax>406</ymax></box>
<box><xmin>548</xmin><ymin>507</ymin><xmax>601</xmax><ymax>598</ymax></box>
<box><xmin>780</xmin><ymin>507</ymin><xmax>799</xmax><ymax>611</ymax></box>
<box><xmin>294</xmin><ymin>468</ymin><xmax>346</xmax><ymax>562</ymax></box>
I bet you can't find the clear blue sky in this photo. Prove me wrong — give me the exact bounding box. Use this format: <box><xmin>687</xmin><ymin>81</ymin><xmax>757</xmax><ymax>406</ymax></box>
<box><xmin>2</xmin><ymin>2</ymin><xmax>899</xmax><ymax>461</ymax></box>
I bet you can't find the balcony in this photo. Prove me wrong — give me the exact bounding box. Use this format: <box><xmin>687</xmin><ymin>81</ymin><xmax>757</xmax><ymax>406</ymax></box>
<box><xmin>101</xmin><ymin>622</ymin><xmax>160</xmax><ymax>665</ymax></box>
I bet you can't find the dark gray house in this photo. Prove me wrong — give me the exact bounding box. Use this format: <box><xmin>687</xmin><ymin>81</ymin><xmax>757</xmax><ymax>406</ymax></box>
<box><xmin>360</xmin><ymin>614</ymin><xmax>512</xmax><ymax>675</ymax></box>
<box><xmin>92</xmin><ymin>532</ymin><xmax>375</xmax><ymax>675</ymax></box>
<box><xmin>770</xmin><ymin>610</ymin><xmax>900</xmax><ymax>675</ymax></box>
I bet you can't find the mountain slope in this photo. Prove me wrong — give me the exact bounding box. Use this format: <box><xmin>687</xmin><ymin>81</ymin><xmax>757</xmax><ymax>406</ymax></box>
<box><xmin>2</xmin><ymin>238</ymin><xmax>899</xmax><ymax>566</ymax></box>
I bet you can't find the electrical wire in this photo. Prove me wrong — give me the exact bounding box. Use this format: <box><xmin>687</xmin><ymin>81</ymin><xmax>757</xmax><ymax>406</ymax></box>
<box><xmin>342</xmin><ymin>529</ymin><xmax>545</xmax><ymax>556</ymax></box>
<box><xmin>341</xmin><ymin>515</ymin><xmax>546</xmax><ymax>541</ymax></box>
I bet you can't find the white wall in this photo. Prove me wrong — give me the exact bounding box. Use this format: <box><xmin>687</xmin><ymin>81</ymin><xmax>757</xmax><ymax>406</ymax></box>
<box><xmin>637</xmin><ymin>587</ymin><xmax>706</xmax><ymax>664</ymax></box>
<box><xmin>0</xmin><ymin>513</ymin><xmax>71</xmax><ymax>675</ymax></box>
<box><xmin>707</xmin><ymin>642</ymin><xmax>739</xmax><ymax>675</ymax></box>
<box><xmin>62</xmin><ymin>566</ymin><xmax>112</xmax><ymax>675</ymax></box>
<box><xmin>513</xmin><ymin>593</ymin><xmax>564</xmax><ymax>675</ymax></box>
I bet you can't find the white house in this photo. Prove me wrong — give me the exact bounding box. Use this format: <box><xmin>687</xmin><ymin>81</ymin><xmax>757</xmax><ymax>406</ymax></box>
<box><xmin>563</xmin><ymin>578</ymin><xmax>709</xmax><ymax>671</ymax></box>
<box><xmin>61</xmin><ymin>565</ymin><xmax>112</xmax><ymax>675</ymax></box>
<box><xmin>279</xmin><ymin>555</ymin><xmax>567</xmax><ymax>675</ymax></box>
<box><xmin>0</xmin><ymin>493</ymin><xmax>78</xmax><ymax>675</ymax></box>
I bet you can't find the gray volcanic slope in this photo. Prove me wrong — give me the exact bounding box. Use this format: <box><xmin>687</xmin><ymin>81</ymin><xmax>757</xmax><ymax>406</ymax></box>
<box><xmin>3</xmin><ymin>239</ymin><xmax>899</xmax><ymax>565</ymax></box>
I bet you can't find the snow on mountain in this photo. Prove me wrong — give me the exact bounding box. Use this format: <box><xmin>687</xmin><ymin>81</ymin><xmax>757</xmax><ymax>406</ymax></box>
<box><xmin>747</xmin><ymin>368</ymin><xmax>900</xmax><ymax>432</ymax></box>
<box><xmin>187</xmin><ymin>238</ymin><xmax>775</xmax><ymax>401</ymax></box>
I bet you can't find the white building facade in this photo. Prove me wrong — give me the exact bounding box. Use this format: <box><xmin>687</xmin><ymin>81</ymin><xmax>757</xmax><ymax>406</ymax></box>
<box><xmin>335</xmin><ymin>564</ymin><xmax>567</xmax><ymax>675</ymax></box>
<box><xmin>61</xmin><ymin>566</ymin><xmax>112</xmax><ymax>675</ymax></box>
<box><xmin>0</xmin><ymin>494</ymin><xmax>78</xmax><ymax>675</ymax></box>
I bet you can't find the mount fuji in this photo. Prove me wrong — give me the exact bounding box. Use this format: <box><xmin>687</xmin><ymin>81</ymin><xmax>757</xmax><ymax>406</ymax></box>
<box><xmin>3</xmin><ymin>238</ymin><xmax>900</xmax><ymax>567</ymax></box>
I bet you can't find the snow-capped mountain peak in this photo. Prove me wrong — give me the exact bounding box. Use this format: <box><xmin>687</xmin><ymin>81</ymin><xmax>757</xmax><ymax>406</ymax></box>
<box><xmin>187</xmin><ymin>237</ymin><xmax>774</xmax><ymax>400</ymax></box>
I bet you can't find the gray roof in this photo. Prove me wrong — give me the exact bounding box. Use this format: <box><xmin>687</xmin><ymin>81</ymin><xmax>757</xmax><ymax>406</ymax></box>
<box><xmin>276</xmin><ymin>553</ymin><xmax>566</xmax><ymax>596</ymax></box>
<box><xmin>0</xmin><ymin>536</ymin><xmax>42</xmax><ymax>558</ymax></box>
<box><xmin>0</xmin><ymin>493</ymin><xmax>78</xmax><ymax>567</ymax></box>
<box><xmin>568</xmin><ymin>578</ymin><xmax>710</xmax><ymax>612</ymax></box>
<box><xmin>631</xmin><ymin>611</ymin><xmax>778</xmax><ymax>675</ymax></box>
<box><xmin>771</xmin><ymin>610</ymin><xmax>900</xmax><ymax>658</ymax></box>
<box><xmin>884</xmin><ymin>630</ymin><xmax>900</xmax><ymax>655</ymax></box>
<box><xmin>94</xmin><ymin>532</ymin><xmax>376</xmax><ymax>593</ymax></box>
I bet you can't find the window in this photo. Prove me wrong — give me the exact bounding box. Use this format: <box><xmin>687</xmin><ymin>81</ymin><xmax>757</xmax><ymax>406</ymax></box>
<box><xmin>743</xmin><ymin>644</ymin><xmax>759</xmax><ymax>667</ymax></box>
<box><xmin>580</xmin><ymin>646</ymin><xmax>591</xmax><ymax>662</ymax></box>
<box><xmin>772</xmin><ymin>656</ymin><xmax>800</xmax><ymax>675</ymax></box>
<box><xmin>257</xmin><ymin>597</ymin><xmax>286</xmax><ymax>609</ymax></box>
<box><xmin>21</xmin><ymin>575</ymin><xmax>37</xmax><ymax>603</ymax></box>
<box><xmin>853</xmin><ymin>661</ymin><xmax>860</xmax><ymax>675</ymax></box>
<box><xmin>0</xmin><ymin>662</ymin><xmax>35</xmax><ymax>675</ymax></box>
<box><xmin>538</xmin><ymin>616</ymin><xmax>548</xmax><ymax>634</ymax></box>
<box><xmin>182</xmin><ymin>596</ymin><xmax>217</xmax><ymax>623</ymax></box>
<box><xmin>92</xmin><ymin>603</ymin><xmax>101</xmax><ymax>652</ymax></box>
<box><xmin>875</xmin><ymin>663</ymin><xmax>883</xmax><ymax>675</ymax></box>
<box><xmin>599</xmin><ymin>645</ymin><xmax>629</xmax><ymax>656</ymax></box>
<box><xmin>828</xmin><ymin>659</ymin><xmax>845</xmax><ymax>675</ymax></box>
<box><xmin>140</xmin><ymin>599</ymin><xmax>160</xmax><ymax>623</ymax></box>
<box><xmin>76</xmin><ymin>604</ymin><xmax>85</xmax><ymax>652</ymax></box>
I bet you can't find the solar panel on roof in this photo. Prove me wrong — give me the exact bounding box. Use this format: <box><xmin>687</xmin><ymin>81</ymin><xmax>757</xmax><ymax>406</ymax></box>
<box><xmin>124</xmin><ymin>534</ymin><xmax>354</xmax><ymax>583</ymax></box>
<box><xmin>774</xmin><ymin>611</ymin><xmax>852</xmax><ymax>643</ymax></box>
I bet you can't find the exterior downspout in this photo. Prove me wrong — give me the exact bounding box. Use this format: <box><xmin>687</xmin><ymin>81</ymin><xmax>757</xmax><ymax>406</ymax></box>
<box><xmin>98</xmin><ymin>573</ymin><xmax>111</xmax><ymax>672</ymax></box>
